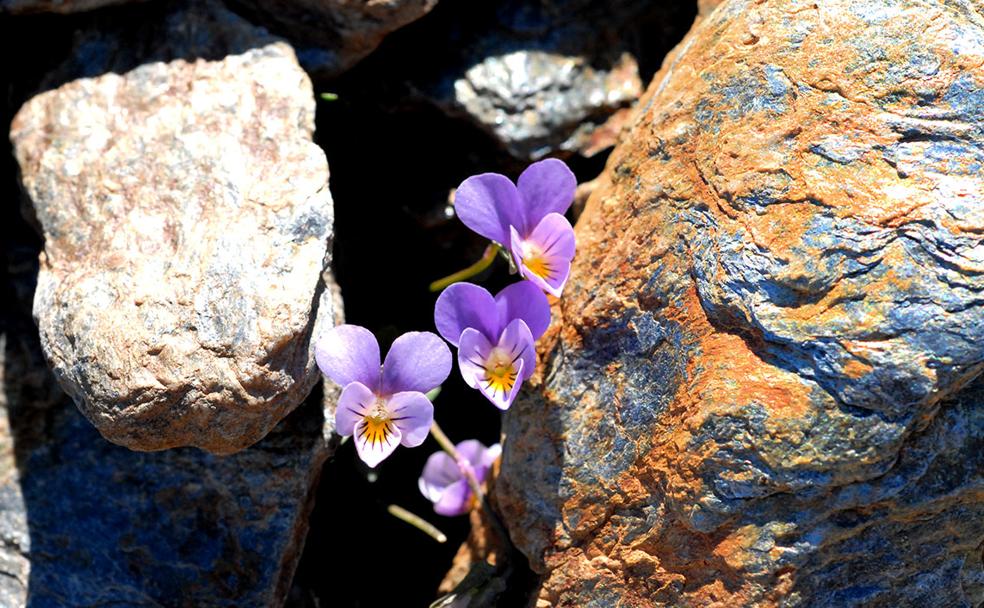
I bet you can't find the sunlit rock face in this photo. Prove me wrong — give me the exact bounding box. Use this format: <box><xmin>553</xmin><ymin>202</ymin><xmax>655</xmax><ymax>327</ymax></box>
<box><xmin>10</xmin><ymin>0</ymin><xmax>336</xmax><ymax>454</ymax></box>
<box><xmin>0</xmin><ymin>220</ymin><xmax>339</xmax><ymax>606</ymax></box>
<box><xmin>496</xmin><ymin>0</ymin><xmax>984</xmax><ymax>605</ymax></box>
<box><xmin>697</xmin><ymin>0</ymin><xmax>726</xmax><ymax>19</ymax></box>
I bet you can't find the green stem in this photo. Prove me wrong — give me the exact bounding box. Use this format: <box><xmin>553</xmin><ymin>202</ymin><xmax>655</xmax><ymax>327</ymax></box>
<box><xmin>429</xmin><ymin>421</ymin><xmax>509</xmax><ymax>544</ymax></box>
<box><xmin>387</xmin><ymin>504</ymin><xmax>447</xmax><ymax>543</ymax></box>
<box><xmin>429</xmin><ymin>245</ymin><xmax>499</xmax><ymax>292</ymax></box>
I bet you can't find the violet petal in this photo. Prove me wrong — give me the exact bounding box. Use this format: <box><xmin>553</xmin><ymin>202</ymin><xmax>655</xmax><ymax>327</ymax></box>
<box><xmin>529</xmin><ymin>213</ymin><xmax>576</xmax><ymax>259</ymax></box>
<box><xmin>454</xmin><ymin>439</ymin><xmax>488</xmax><ymax>468</ymax></box>
<box><xmin>498</xmin><ymin>318</ymin><xmax>537</xmax><ymax>383</ymax></box>
<box><xmin>454</xmin><ymin>172</ymin><xmax>524</xmax><ymax>244</ymax></box>
<box><xmin>434</xmin><ymin>479</ymin><xmax>472</xmax><ymax>516</ymax></box>
<box><xmin>353</xmin><ymin>416</ymin><xmax>402</xmax><ymax>468</ymax></box>
<box><xmin>334</xmin><ymin>381</ymin><xmax>374</xmax><ymax>437</ymax></box>
<box><xmin>419</xmin><ymin>450</ymin><xmax>462</xmax><ymax>502</ymax></box>
<box><xmin>516</xmin><ymin>158</ymin><xmax>576</xmax><ymax>230</ymax></box>
<box><xmin>386</xmin><ymin>391</ymin><xmax>434</xmax><ymax>447</ymax></box>
<box><xmin>481</xmin><ymin>357</ymin><xmax>525</xmax><ymax>411</ymax></box>
<box><xmin>315</xmin><ymin>324</ymin><xmax>381</xmax><ymax>391</ymax></box>
<box><xmin>494</xmin><ymin>281</ymin><xmax>551</xmax><ymax>341</ymax></box>
<box><xmin>380</xmin><ymin>331</ymin><xmax>452</xmax><ymax>395</ymax></box>
<box><xmin>510</xmin><ymin>214</ymin><xmax>575</xmax><ymax>297</ymax></box>
<box><xmin>434</xmin><ymin>282</ymin><xmax>499</xmax><ymax>346</ymax></box>
<box><xmin>457</xmin><ymin>328</ymin><xmax>495</xmax><ymax>390</ymax></box>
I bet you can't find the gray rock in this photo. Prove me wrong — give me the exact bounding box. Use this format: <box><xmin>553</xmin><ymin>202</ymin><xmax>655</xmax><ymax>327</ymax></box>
<box><xmin>10</xmin><ymin>0</ymin><xmax>336</xmax><ymax>454</ymax></box>
<box><xmin>438</xmin><ymin>48</ymin><xmax>641</xmax><ymax>161</ymax></box>
<box><xmin>495</xmin><ymin>0</ymin><xmax>984</xmax><ymax>605</ymax></box>
<box><xmin>411</xmin><ymin>0</ymin><xmax>694</xmax><ymax>160</ymax></box>
<box><xmin>231</xmin><ymin>0</ymin><xmax>440</xmax><ymax>78</ymax></box>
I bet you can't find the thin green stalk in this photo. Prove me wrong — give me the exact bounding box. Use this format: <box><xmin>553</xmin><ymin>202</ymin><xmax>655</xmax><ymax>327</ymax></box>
<box><xmin>387</xmin><ymin>504</ymin><xmax>447</xmax><ymax>543</ymax></box>
<box><xmin>429</xmin><ymin>245</ymin><xmax>499</xmax><ymax>292</ymax></box>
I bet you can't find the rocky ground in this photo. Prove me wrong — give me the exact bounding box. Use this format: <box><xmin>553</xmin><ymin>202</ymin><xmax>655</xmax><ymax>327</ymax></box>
<box><xmin>1</xmin><ymin>0</ymin><xmax>981</xmax><ymax>607</ymax></box>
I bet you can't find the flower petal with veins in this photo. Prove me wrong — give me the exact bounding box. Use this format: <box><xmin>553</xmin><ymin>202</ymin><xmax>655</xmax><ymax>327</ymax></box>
<box><xmin>387</xmin><ymin>391</ymin><xmax>434</xmax><ymax>447</ymax></box>
<box><xmin>335</xmin><ymin>381</ymin><xmax>375</xmax><ymax>437</ymax></box>
<box><xmin>354</xmin><ymin>416</ymin><xmax>402</xmax><ymax>468</ymax></box>
<box><xmin>457</xmin><ymin>320</ymin><xmax>533</xmax><ymax>410</ymax></box>
<box><xmin>510</xmin><ymin>213</ymin><xmax>576</xmax><ymax>296</ymax></box>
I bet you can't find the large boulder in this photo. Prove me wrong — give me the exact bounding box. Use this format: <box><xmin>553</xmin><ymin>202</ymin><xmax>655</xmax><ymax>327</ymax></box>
<box><xmin>10</xmin><ymin>0</ymin><xmax>336</xmax><ymax>454</ymax></box>
<box><xmin>496</xmin><ymin>0</ymin><xmax>984</xmax><ymax>605</ymax></box>
<box><xmin>0</xmin><ymin>231</ymin><xmax>339</xmax><ymax>606</ymax></box>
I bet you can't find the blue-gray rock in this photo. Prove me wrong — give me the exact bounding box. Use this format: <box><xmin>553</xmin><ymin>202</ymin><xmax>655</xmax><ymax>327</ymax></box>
<box><xmin>495</xmin><ymin>1</ymin><xmax>984</xmax><ymax>605</ymax></box>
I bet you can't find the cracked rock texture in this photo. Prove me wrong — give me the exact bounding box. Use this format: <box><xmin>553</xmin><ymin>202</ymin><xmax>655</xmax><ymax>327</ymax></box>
<box><xmin>0</xmin><ymin>229</ymin><xmax>338</xmax><ymax>606</ymax></box>
<box><xmin>232</xmin><ymin>0</ymin><xmax>440</xmax><ymax>78</ymax></box>
<box><xmin>10</xmin><ymin>0</ymin><xmax>336</xmax><ymax>454</ymax></box>
<box><xmin>413</xmin><ymin>0</ymin><xmax>697</xmax><ymax>160</ymax></box>
<box><xmin>497</xmin><ymin>0</ymin><xmax>984</xmax><ymax>605</ymax></box>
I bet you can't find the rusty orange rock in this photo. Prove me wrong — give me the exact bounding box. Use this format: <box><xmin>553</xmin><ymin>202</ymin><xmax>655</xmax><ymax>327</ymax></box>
<box><xmin>496</xmin><ymin>1</ymin><xmax>984</xmax><ymax>605</ymax></box>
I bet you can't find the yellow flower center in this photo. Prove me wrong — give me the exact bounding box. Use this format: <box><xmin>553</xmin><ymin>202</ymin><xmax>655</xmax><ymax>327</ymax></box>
<box><xmin>521</xmin><ymin>242</ymin><xmax>552</xmax><ymax>279</ymax></box>
<box><xmin>484</xmin><ymin>347</ymin><xmax>518</xmax><ymax>396</ymax></box>
<box><xmin>360</xmin><ymin>400</ymin><xmax>395</xmax><ymax>447</ymax></box>
<box><xmin>360</xmin><ymin>416</ymin><xmax>394</xmax><ymax>447</ymax></box>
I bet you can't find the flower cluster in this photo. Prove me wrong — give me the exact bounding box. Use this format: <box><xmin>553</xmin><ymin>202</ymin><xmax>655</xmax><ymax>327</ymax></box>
<box><xmin>315</xmin><ymin>158</ymin><xmax>576</xmax><ymax>517</ymax></box>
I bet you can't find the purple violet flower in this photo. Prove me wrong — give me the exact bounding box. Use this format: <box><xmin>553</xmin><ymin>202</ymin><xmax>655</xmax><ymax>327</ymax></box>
<box><xmin>454</xmin><ymin>158</ymin><xmax>577</xmax><ymax>296</ymax></box>
<box><xmin>418</xmin><ymin>440</ymin><xmax>502</xmax><ymax>516</ymax></box>
<box><xmin>434</xmin><ymin>281</ymin><xmax>550</xmax><ymax>410</ymax></box>
<box><xmin>315</xmin><ymin>325</ymin><xmax>451</xmax><ymax>468</ymax></box>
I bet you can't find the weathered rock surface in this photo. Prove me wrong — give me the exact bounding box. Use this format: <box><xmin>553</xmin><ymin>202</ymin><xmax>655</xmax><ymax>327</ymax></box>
<box><xmin>411</xmin><ymin>0</ymin><xmax>696</xmax><ymax>160</ymax></box>
<box><xmin>10</xmin><ymin>0</ymin><xmax>336</xmax><ymax>454</ymax></box>
<box><xmin>698</xmin><ymin>0</ymin><xmax>725</xmax><ymax>19</ymax></box>
<box><xmin>439</xmin><ymin>49</ymin><xmax>640</xmax><ymax>162</ymax></box>
<box><xmin>497</xmin><ymin>0</ymin><xmax>984</xmax><ymax>605</ymax></box>
<box><xmin>0</xmin><ymin>226</ymin><xmax>338</xmax><ymax>606</ymax></box>
<box><xmin>232</xmin><ymin>0</ymin><xmax>440</xmax><ymax>78</ymax></box>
